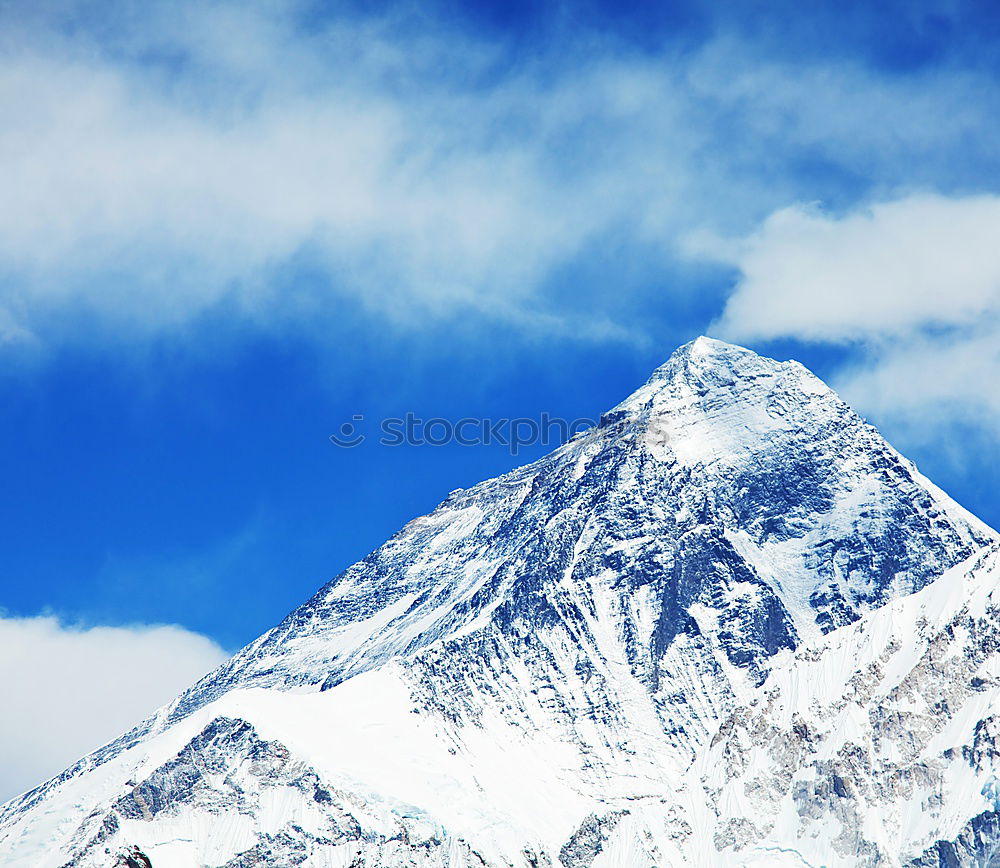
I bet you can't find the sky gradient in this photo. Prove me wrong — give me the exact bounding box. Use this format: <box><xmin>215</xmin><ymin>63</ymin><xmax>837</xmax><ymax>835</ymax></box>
<box><xmin>2</xmin><ymin>0</ymin><xmax>1000</xmax><ymax>799</ymax></box>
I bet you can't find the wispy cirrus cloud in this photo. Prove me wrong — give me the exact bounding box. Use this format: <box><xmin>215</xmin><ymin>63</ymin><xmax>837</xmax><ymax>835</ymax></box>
<box><xmin>2</xmin><ymin>1</ymin><xmax>1000</xmax><ymax>347</ymax></box>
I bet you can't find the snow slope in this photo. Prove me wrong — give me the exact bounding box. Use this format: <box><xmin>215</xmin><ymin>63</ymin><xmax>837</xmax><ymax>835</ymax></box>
<box><xmin>1</xmin><ymin>337</ymin><xmax>997</xmax><ymax>867</ymax></box>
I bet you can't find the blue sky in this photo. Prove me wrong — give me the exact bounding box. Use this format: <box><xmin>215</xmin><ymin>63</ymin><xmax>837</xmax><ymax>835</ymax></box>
<box><xmin>2</xmin><ymin>0</ymin><xmax>1000</xmax><ymax>798</ymax></box>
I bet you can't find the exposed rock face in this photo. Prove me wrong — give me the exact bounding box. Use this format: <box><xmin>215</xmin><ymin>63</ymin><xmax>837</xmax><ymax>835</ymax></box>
<box><xmin>1</xmin><ymin>337</ymin><xmax>997</xmax><ymax>867</ymax></box>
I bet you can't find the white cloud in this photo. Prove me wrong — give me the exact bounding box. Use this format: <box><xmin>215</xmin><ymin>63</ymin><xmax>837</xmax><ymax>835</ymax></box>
<box><xmin>0</xmin><ymin>8</ymin><xmax>688</xmax><ymax>338</ymax></box>
<box><xmin>833</xmin><ymin>329</ymin><xmax>1000</xmax><ymax>435</ymax></box>
<box><xmin>695</xmin><ymin>192</ymin><xmax>1000</xmax><ymax>448</ymax></box>
<box><xmin>704</xmin><ymin>194</ymin><xmax>1000</xmax><ymax>342</ymax></box>
<box><xmin>0</xmin><ymin>615</ymin><xmax>227</xmax><ymax>803</ymax></box>
<box><xmin>2</xmin><ymin>2</ymin><xmax>1000</xmax><ymax>344</ymax></box>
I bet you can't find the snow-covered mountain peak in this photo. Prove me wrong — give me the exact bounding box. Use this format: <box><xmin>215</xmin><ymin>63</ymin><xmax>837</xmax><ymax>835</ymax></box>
<box><xmin>610</xmin><ymin>336</ymin><xmax>839</xmax><ymax>467</ymax></box>
<box><xmin>637</xmin><ymin>334</ymin><xmax>810</xmax><ymax>392</ymax></box>
<box><xmin>1</xmin><ymin>339</ymin><xmax>998</xmax><ymax>868</ymax></box>
<box><xmin>162</xmin><ymin>338</ymin><xmax>987</xmax><ymax>709</ymax></box>
<box><xmin>648</xmin><ymin>334</ymin><xmax>773</xmax><ymax>380</ymax></box>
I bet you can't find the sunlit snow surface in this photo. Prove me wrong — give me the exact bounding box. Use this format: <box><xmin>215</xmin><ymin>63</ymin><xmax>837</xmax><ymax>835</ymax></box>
<box><xmin>2</xmin><ymin>338</ymin><xmax>998</xmax><ymax>867</ymax></box>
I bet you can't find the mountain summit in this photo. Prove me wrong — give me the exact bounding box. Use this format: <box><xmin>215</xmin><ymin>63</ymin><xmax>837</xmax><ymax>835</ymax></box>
<box><xmin>2</xmin><ymin>339</ymin><xmax>998</xmax><ymax>867</ymax></box>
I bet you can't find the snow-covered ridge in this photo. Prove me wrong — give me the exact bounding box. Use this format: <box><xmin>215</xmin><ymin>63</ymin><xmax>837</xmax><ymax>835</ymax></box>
<box><xmin>1</xmin><ymin>337</ymin><xmax>997</xmax><ymax>867</ymax></box>
<box><xmin>703</xmin><ymin>542</ymin><xmax>1000</xmax><ymax>865</ymax></box>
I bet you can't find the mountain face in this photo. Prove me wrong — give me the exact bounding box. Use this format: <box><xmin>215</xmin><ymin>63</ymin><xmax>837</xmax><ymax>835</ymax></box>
<box><xmin>2</xmin><ymin>337</ymin><xmax>998</xmax><ymax>867</ymax></box>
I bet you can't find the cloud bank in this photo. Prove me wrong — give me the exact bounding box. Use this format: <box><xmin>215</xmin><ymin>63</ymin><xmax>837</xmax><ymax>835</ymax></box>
<box><xmin>0</xmin><ymin>615</ymin><xmax>227</xmax><ymax>802</ymax></box>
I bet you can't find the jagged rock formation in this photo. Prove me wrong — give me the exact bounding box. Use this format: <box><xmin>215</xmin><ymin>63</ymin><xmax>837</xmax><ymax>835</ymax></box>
<box><xmin>1</xmin><ymin>337</ymin><xmax>997</xmax><ymax>867</ymax></box>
